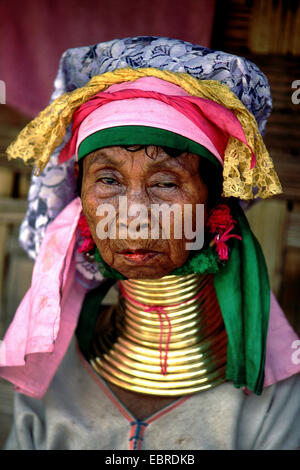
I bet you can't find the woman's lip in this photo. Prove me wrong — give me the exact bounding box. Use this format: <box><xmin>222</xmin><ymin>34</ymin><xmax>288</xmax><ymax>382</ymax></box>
<box><xmin>119</xmin><ymin>249</ymin><xmax>160</xmax><ymax>254</ymax></box>
<box><xmin>119</xmin><ymin>251</ymin><xmax>160</xmax><ymax>263</ymax></box>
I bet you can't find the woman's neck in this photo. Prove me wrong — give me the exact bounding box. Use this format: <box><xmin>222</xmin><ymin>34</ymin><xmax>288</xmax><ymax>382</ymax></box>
<box><xmin>90</xmin><ymin>273</ymin><xmax>227</xmax><ymax>397</ymax></box>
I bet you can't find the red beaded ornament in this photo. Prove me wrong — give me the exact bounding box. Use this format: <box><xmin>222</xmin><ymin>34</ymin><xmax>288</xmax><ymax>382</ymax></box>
<box><xmin>207</xmin><ymin>204</ymin><xmax>242</xmax><ymax>261</ymax></box>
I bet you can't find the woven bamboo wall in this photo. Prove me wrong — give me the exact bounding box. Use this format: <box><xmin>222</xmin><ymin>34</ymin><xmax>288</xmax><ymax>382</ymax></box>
<box><xmin>0</xmin><ymin>107</ymin><xmax>32</xmax><ymax>339</ymax></box>
<box><xmin>213</xmin><ymin>0</ymin><xmax>300</xmax><ymax>55</ymax></box>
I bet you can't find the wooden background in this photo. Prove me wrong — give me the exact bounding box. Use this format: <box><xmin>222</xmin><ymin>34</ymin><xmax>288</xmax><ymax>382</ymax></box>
<box><xmin>0</xmin><ymin>0</ymin><xmax>299</xmax><ymax>449</ymax></box>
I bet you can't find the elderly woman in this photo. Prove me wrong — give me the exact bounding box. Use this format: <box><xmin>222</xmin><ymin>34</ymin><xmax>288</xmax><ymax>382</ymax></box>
<box><xmin>1</xmin><ymin>37</ymin><xmax>300</xmax><ymax>450</ymax></box>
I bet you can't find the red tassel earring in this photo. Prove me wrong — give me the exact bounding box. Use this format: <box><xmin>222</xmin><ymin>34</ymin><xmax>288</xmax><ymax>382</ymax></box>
<box><xmin>206</xmin><ymin>204</ymin><xmax>242</xmax><ymax>261</ymax></box>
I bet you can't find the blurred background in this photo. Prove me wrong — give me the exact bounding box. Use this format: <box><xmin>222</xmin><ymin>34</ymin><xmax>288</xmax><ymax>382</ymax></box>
<box><xmin>0</xmin><ymin>0</ymin><xmax>299</xmax><ymax>448</ymax></box>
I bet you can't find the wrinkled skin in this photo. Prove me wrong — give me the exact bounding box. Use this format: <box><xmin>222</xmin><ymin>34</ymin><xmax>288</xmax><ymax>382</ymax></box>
<box><xmin>75</xmin><ymin>145</ymin><xmax>208</xmax><ymax>279</ymax></box>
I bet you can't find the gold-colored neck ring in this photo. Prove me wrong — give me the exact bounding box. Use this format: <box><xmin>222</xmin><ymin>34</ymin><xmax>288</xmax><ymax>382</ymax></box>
<box><xmin>90</xmin><ymin>274</ymin><xmax>227</xmax><ymax>396</ymax></box>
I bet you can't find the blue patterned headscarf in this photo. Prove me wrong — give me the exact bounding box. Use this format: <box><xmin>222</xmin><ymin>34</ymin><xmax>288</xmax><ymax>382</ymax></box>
<box><xmin>19</xmin><ymin>36</ymin><xmax>272</xmax><ymax>284</ymax></box>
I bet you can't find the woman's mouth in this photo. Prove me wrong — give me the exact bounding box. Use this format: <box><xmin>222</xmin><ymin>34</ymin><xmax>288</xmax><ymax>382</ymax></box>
<box><xmin>118</xmin><ymin>249</ymin><xmax>160</xmax><ymax>263</ymax></box>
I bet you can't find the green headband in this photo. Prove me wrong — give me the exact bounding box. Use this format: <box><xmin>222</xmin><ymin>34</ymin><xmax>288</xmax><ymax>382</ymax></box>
<box><xmin>78</xmin><ymin>125</ymin><xmax>221</xmax><ymax>168</ymax></box>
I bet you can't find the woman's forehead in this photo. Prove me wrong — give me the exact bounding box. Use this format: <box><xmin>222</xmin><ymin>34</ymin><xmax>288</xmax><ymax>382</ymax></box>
<box><xmin>83</xmin><ymin>146</ymin><xmax>200</xmax><ymax>173</ymax></box>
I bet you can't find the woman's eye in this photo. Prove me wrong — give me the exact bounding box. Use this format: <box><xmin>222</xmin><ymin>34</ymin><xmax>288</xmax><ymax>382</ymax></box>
<box><xmin>98</xmin><ymin>177</ymin><xmax>119</xmax><ymax>185</ymax></box>
<box><xmin>155</xmin><ymin>182</ymin><xmax>177</xmax><ymax>188</ymax></box>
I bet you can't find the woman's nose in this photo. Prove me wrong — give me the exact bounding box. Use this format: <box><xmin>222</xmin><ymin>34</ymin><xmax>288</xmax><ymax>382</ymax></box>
<box><xmin>126</xmin><ymin>184</ymin><xmax>150</xmax><ymax>205</ymax></box>
<box><xmin>117</xmin><ymin>193</ymin><xmax>151</xmax><ymax>239</ymax></box>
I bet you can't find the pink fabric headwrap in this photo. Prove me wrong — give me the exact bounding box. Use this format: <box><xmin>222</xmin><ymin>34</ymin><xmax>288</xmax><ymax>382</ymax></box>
<box><xmin>58</xmin><ymin>77</ymin><xmax>256</xmax><ymax>168</ymax></box>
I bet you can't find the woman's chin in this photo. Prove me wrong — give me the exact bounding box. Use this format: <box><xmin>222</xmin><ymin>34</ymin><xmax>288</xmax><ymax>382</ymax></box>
<box><xmin>111</xmin><ymin>253</ymin><xmax>178</xmax><ymax>280</ymax></box>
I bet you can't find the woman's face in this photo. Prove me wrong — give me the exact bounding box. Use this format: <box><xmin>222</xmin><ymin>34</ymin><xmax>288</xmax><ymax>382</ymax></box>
<box><xmin>77</xmin><ymin>145</ymin><xmax>208</xmax><ymax>279</ymax></box>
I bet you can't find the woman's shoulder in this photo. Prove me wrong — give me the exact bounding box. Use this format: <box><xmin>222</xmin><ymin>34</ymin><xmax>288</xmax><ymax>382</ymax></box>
<box><xmin>236</xmin><ymin>372</ymin><xmax>300</xmax><ymax>449</ymax></box>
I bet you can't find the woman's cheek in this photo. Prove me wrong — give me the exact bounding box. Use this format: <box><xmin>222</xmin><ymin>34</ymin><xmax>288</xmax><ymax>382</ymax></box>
<box><xmin>167</xmin><ymin>237</ymin><xmax>190</xmax><ymax>267</ymax></box>
<box><xmin>97</xmin><ymin>239</ymin><xmax>115</xmax><ymax>265</ymax></box>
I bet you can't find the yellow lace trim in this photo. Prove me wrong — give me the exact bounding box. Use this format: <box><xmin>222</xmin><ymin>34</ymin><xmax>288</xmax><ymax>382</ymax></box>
<box><xmin>6</xmin><ymin>67</ymin><xmax>282</xmax><ymax>199</ymax></box>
